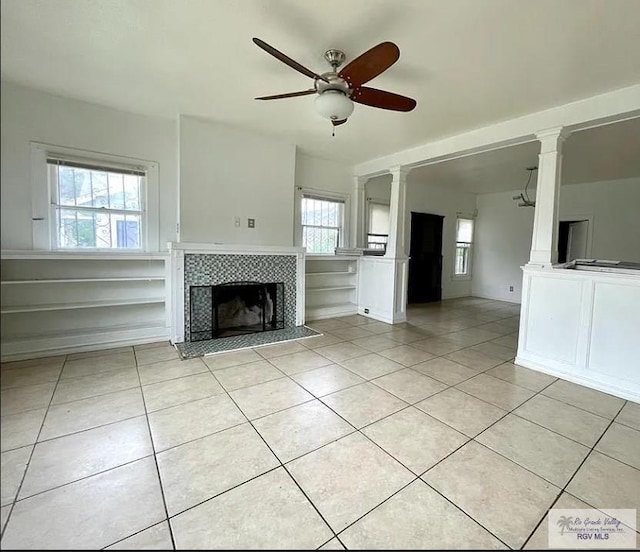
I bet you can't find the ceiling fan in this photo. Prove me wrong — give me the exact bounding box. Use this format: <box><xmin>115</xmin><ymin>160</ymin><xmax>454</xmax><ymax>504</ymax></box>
<box><xmin>252</xmin><ymin>38</ymin><xmax>417</xmax><ymax>131</ymax></box>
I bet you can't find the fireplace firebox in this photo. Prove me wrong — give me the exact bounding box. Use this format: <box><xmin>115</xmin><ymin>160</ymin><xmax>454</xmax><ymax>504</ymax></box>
<box><xmin>189</xmin><ymin>281</ymin><xmax>284</xmax><ymax>341</ymax></box>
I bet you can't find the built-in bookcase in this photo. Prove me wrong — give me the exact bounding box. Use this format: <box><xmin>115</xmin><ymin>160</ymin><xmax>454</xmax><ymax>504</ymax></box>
<box><xmin>305</xmin><ymin>255</ymin><xmax>359</xmax><ymax>320</ymax></box>
<box><xmin>0</xmin><ymin>251</ymin><xmax>169</xmax><ymax>361</ymax></box>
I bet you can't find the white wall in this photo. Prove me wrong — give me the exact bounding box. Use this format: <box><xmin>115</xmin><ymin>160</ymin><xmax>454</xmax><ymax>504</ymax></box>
<box><xmin>178</xmin><ymin>115</ymin><xmax>296</xmax><ymax>246</ymax></box>
<box><xmin>472</xmin><ymin>190</ymin><xmax>534</xmax><ymax>302</ymax></box>
<box><xmin>295</xmin><ymin>152</ymin><xmax>353</xmax><ymax>196</ymax></box>
<box><xmin>473</xmin><ymin>177</ymin><xmax>640</xmax><ymax>302</ymax></box>
<box><xmin>405</xmin><ymin>177</ymin><xmax>477</xmax><ymax>299</ymax></box>
<box><xmin>0</xmin><ymin>81</ymin><xmax>178</xmax><ymax>251</ymax></box>
<box><xmin>365</xmin><ymin>177</ymin><xmax>391</xmax><ymax>203</ymax></box>
<box><xmin>560</xmin><ymin>179</ymin><xmax>640</xmax><ymax>261</ymax></box>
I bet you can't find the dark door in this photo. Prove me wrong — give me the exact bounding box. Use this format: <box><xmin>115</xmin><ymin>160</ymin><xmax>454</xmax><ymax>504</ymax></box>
<box><xmin>408</xmin><ymin>212</ymin><xmax>443</xmax><ymax>303</ymax></box>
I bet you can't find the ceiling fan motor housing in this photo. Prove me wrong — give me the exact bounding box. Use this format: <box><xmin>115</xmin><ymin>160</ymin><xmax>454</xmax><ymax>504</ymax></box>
<box><xmin>315</xmin><ymin>73</ymin><xmax>351</xmax><ymax>95</ymax></box>
<box><xmin>315</xmin><ymin>49</ymin><xmax>351</xmax><ymax>97</ymax></box>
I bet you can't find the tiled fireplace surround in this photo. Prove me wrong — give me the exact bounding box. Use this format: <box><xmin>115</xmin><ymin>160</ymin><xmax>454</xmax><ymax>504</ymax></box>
<box><xmin>169</xmin><ymin>243</ymin><xmax>306</xmax><ymax>345</ymax></box>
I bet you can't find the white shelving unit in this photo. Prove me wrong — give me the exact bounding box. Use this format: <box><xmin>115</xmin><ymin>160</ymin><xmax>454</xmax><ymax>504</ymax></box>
<box><xmin>0</xmin><ymin>251</ymin><xmax>170</xmax><ymax>361</ymax></box>
<box><xmin>305</xmin><ymin>255</ymin><xmax>359</xmax><ymax>320</ymax></box>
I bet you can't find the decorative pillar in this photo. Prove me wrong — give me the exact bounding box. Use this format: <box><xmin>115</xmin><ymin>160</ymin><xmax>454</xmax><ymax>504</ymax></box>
<box><xmin>352</xmin><ymin>176</ymin><xmax>368</xmax><ymax>249</ymax></box>
<box><xmin>386</xmin><ymin>166</ymin><xmax>410</xmax><ymax>258</ymax></box>
<box><xmin>528</xmin><ymin>127</ymin><xmax>570</xmax><ymax>266</ymax></box>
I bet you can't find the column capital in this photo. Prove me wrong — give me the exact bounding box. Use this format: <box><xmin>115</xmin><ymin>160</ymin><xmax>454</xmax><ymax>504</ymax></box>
<box><xmin>353</xmin><ymin>175</ymin><xmax>369</xmax><ymax>188</ymax></box>
<box><xmin>388</xmin><ymin>165</ymin><xmax>411</xmax><ymax>181</ymax></box>
<box><xmin>536</xmin><ymin>126</ymin><xmax>570</xmax><ymax>153</ymax></box>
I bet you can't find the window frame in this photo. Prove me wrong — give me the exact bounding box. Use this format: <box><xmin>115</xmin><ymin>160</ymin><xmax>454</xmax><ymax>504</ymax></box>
<box><xmin>453</xmin><ymin>216</ymin><xmax>474</xmax><ymax>280</ymax></box>
<box><xmin>294</xmin><ymin>187</ymin><xmax>350</xmax><ymax>254</ymax></box>
<box><xmin>30</xmin><ymin>142</ymin><xmax>159</xmax><ymax>252</ymax></box>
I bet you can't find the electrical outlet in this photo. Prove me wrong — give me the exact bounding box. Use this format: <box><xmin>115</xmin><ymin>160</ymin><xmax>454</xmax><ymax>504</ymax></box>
<box><xmin>234</xmin><ymin>217</ymin><xmax>240</xmax><ymax>227</ymax></box>
<box><xmin>364</xmin><ymin>308</ymin><xmax>369</xmax><ymax>314</ymax></box>
<box><xmin>248</xmin><ymin>218</ymin><xmax>255</xmax><ymax>228</ymax></box>
<box><xmin>509</xmin><ymin>286</ymin><xmax>514</xmax><ymax>292</ymax></box>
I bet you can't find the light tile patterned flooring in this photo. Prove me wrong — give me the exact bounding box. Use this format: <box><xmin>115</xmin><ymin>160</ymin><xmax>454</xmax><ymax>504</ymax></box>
<box><xmin>1</xmin><ymin>297</ymin><xmax>639</xmax><ymax>549</ymax></box>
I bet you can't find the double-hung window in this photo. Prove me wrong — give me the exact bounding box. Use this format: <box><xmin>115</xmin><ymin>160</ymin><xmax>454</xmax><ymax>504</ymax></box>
<box><xmin>454</xmin><ymin>217</ymin><xmax>474</xmax><ymax>277</ymax></box>
<box><xmin>299</xmin><ymin>192</ymin><xmax>346</xmax><ymax>254</ymax></box>
<box><xmin>48</xmin><ymin>157</ymin><xmax>146</xmax><ymax>250</ymax></box>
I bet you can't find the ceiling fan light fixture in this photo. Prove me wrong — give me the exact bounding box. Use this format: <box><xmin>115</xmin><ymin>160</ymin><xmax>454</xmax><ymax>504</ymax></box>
<box><xmin>314</xmin><ymin>90</ymin><xmax>354</xmax><ymax>121</ymax></box>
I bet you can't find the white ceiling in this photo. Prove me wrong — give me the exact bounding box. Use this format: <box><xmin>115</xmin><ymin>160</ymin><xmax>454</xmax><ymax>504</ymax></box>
<box><xmin>407</xmin><ymin>117</ymin><xmax>640</xmax><ymax>194</ymax></box>
<box><xmin>2</xmin><ymin>0</ymin><xmax>640</xmax><ymax>164</ymax></box>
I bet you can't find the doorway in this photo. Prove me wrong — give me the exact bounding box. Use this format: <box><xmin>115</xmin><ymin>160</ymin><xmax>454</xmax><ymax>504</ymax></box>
<box><xmin>558</xmin><ymin>219</ymin><xmax>589</xmax><ymax>263</ymax></box>
<box><xmin>408</xmin><ymin>212</ymin><xmax>444</xmax><ymax>303</ymax></box>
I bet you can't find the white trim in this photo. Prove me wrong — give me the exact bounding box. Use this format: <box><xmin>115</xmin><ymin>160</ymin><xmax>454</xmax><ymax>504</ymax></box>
<box><xmin>1</xmin><ymin>325</ymin><xmax>170</xmax><ymax>363</ymax></box>
<box><xmin>516</xmin><ymin>264</ymin><xmax>640</xmax><ymax>402</ymax></box>
<box><xmin>356</xmin><ymin>305</ymin><xmax>396</xmax><ymax>324</ymax></box>
<box><xmin>452</xmin><ymin>216</ymin><xmax>474</xmax><ymax>280</ymax></box>
<box><xmin>294</xmin><ymin>187</ymin><xmax>351</xmax><ymax>250</ymax></box>
<box><xmin>514</xmin><ymin>355</ymin><xmax>639</xmax><ymax>403</ymax></box>
<box><xmin>355</xmin><ymin>85</ymin><xmax>640</xmax><ymax>177</ymax></box>
<box><xmin>168</xmin><ymin>242</ymin><xmax>305</xmax><ymax>255</ymax></box>
<box><xmin>29</xmin><ymin>142</ymin><xmax>160</xmax><ymax>252</ymax></box>
<box><xmin>168</xmin><ymin>242</ymin><xmax>306</xmax><ymax>343</ymax></box>
<box><xmin>1</xmin><ymin>250</ymin><xmax>167</xmax><ymax>261</ymax></box>
<box><xmin>471</xmin><ymin>292</ymin><xmax>521</xmax><ymax>304</ymax></box>
<box><xmin>171</xmin><ymin>249</ymin><xmax>185</xmax><ymax>343</ymax></box>
<box><xmin>558</xmin><ymin>213</ymin><xmax>594</xmax><ymax>260</ymax></box>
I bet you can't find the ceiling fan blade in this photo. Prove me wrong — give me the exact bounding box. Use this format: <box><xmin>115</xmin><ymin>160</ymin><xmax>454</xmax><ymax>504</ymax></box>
<box><xmin>255</xmin><ymin>89</ymin><xmax>316</xmax><ymax>100</ymax></box>
<box><xmin>332</xmin><ymin>118</ymin><xmax>348</xmax><ymax>126</ymax></box>
<box><xmin>253</xmin><ymin>38</ymin><xmax>329</xmax><ymax>83</ymax></box>
<box><xmin>339</xmin><ymin>42</ymin><xmax>400</xmax><ymax>88</ymax></box>
<box><xmin>351</xmin><ymin>86</ymin><xmax>417</xmax><ymax>112</ymax></box>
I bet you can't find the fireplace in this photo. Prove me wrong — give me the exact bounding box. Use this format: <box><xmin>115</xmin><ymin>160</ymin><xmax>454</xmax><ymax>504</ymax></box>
<box><xmin>190</xmin><ymin>281</ymin><xmax>285</xmax><ymax>341</ymax></box>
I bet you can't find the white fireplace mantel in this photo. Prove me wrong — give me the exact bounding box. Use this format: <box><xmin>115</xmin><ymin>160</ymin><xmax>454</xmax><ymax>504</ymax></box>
<box><xmin>168</xmin><ymin>242</ymin><xmax>306</xmax><ymax>343</ymax></box>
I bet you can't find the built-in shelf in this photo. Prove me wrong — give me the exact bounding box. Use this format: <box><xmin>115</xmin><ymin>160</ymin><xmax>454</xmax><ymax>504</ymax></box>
<box><xmin>0</xmin><ymin>251</ymin><xmax>167</xmax><ymax>261</ymax></box>
<box><xmin>6</xmin><ymin>320</ymin><xmax>167</xmax><ymax>342</ymax></box>
<box><xmin>2</xmin><ymin>297</ymin><xmax>166</xmax><ymax>314</ymax></box>
<box><xmin>1</xmin><ymin>277</ymin><xmax>165</xmax><ymax>285</ymax></box>
<box><xmin>305</xmin><ymin>271</ymin><xmax>354</xmax><ymax>276</ymax></box>
<box><xmin>306</xmin><ymin>303</ymin><xmax>358</xmax><ymax>320</ymax></box>
<box><xmin>1</xmin><ymin>251</ymin><xmax>169</xmax><ymax>361</ymax></box>
<box><xmin>306</xmin><ymin>286</ymin><xmax>357</xmax><ymax>292</ymax></box>
<box><xmin>305</xmin><ymin>256</ymin><xmax>359</xmax><ymax>320</ymax></box>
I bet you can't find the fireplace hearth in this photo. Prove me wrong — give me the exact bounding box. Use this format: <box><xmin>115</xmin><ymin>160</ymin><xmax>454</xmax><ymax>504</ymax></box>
<box><xmin>189</xmin><ymin>281</ymin><xmax>284</xmax><ymax>341</ymax></box>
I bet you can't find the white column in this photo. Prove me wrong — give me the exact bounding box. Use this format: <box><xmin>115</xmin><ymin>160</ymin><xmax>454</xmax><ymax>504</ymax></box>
<box><xmin>386</xmin><ymin>166</ymin><xmax>410</xmax><ymax>258</ymax></box>
<box><xmin>528</xmin><ymin>127</ymin><xmax>570</xmax><ymax>266</ymax></box>
<box><xmin>352</xmin><ymin>176</ymin><xmax>368</xmax><ymax>249</ymax></box>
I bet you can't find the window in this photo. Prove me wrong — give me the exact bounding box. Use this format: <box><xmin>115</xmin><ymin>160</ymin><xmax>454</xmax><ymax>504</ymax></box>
<box><xmin>48</xmin><ymin>158</ymin><xmax>146</xmax><ymax>250</ymax></box>
<box><xmin>367</xmin><ymin>201</ymin><xmax>389</xmax><ymax>251</ymax></box>
<box><xmin>300</xmin><ymin>193</ymin><xmax>346</xmax><ymax>254</ymax></box>
<box><xmin>454</xmin><ymin>217</ymin><xmax>474</xmax><ymax>277</ymax></box>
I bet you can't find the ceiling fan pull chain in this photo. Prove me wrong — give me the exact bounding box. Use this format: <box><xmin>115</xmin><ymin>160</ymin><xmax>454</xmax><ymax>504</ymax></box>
<box><xmin>332</xmin><ymin>125</ymin><xmax>335</xmax><ymax>137</ymax></box>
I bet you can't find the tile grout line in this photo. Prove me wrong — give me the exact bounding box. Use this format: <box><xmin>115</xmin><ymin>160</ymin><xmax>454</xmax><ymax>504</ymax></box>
<box><xmin>11</xmin><ymin>453</ymin><xmax>157</xmax><ymax>505</ymax></box>
<box><xmin>520</xmin><ymin>399</ymin><xmax>630</xmax><ymax>549</ymax></box>
<box><xmin>260</xmin><ymin>352</ymin><xmax>515</xmax><ymax>548</ymax></box>
<box><xmin>0</xmin><ymin>354</ymin><xmax>68</xmax><ymax>541</ymax></box>
<box><xmin>193</xmin><ymin>365</ymin><xmax>347</xmax><ymax>549</ymax></box>
<box><xmin>131</xmin><ymin>346</ymin><xmax>177</xmax><ymax>551</ymax></box>
<box><xmin>5</xmin><ymin>303</ymin><xmax>632</xmax><ymax>549</ymax></box>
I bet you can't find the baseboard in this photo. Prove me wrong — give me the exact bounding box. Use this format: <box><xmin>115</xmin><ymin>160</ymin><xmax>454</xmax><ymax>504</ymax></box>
<box><xmin>441</xmin><ymin>291</ymin><xmax>471</xmax><ymax>300</ymax></box>
<box><xmin>1</xmin><ymin>326</ymin><xmax>170</xmax><ymax>362</ymax></box>
<box><xmin>356</xmin><ymin>306</ymin><xmax>406</xmax><ymax>325</ymax></box>
<box><xmin>306</xmin><ymin>304</ymin><xmax>358</xmax><ymax>321</ymax></box>
<box><xmin>515</xmin><ymin>355</ymin><xmax>640</xmax><ymax>403</ymax></box>
<box><xmin>472</xmin><ymin>292</ymin><xmax>521</xmax><ymax>304</ymax></box>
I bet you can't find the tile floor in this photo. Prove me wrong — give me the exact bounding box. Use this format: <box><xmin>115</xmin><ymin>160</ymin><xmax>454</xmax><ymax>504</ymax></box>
<box><xmin>1</xmin><ymin>297</ymin><xmax>638</xmax><ymax>549</ymax></box>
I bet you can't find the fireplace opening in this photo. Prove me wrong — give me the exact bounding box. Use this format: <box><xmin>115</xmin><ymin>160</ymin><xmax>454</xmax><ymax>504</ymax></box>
<box><xmin>189</xmin><ymin>281</ymin><xmax>284</xmax><ymax>341</ymax></box>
